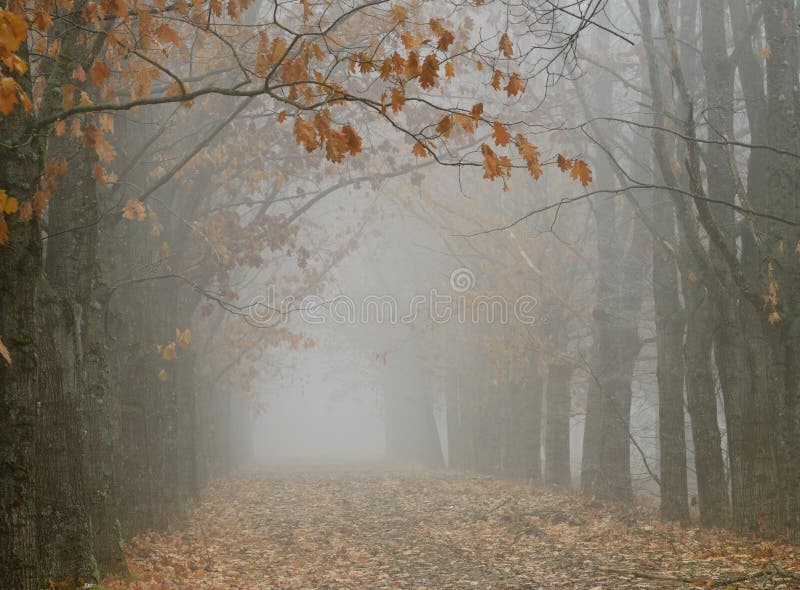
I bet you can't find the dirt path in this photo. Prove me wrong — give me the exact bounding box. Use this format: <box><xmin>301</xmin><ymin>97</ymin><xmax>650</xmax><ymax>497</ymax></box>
<box><xmin>105</xmin><ymin>467</ymin><xmax>800</xmax><ymax>589</ymax></box>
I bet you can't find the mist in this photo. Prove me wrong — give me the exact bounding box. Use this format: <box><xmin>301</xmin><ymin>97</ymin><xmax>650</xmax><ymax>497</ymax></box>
<box><xmin>2</xmin><ymin>0</ymin><xmax>800</xmax><ymax>587</ymax></box>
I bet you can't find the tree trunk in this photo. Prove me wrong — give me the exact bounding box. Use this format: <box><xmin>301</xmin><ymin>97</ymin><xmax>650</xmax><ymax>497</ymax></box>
<box><xmin>682</xmin><ymin>280</ymin><xmax>729</xmax><ymax>527</ymax></box>
<box><xmin>0</xmin><ymin>44</ymin><xmax>44</xmax><ymax>589</ymax></box>
<box><xmin>545</xmin><ymin>361</ymin><xmax>571</xmax><ymax>487</ymax></box>
<box><xmin>651</xmin><ymin>195</ymin><xmax>689</xmax><ymax>524</ymax></box>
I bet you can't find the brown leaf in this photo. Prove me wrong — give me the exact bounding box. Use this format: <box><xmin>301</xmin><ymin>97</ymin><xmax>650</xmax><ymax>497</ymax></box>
<box><xmin>419</xmin><ymin>54</ymin><xmax>439</xmax><ymax>89</ymax></box>
<box><xmin>90</xmin><ymin>60</ymin><xmax>111</xmax><ymax>87</ymax></box>
<box><xmin>492</xmin><ymin>122</ymin><xmax>511</xmax><ymax>147</ymax></box>
<box><xmin>570</xmin><ymin>159</ymin><xmax>593</xmax><ymax>186</ymax></box>
<box><xmin>499</xmin><ymin>33</ymin><xmax>513</xmax><ymax>58</ymax></box>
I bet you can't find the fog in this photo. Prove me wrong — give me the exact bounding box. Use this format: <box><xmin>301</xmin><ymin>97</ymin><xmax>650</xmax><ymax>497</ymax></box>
<box><xmin>253</xmin><ymin>344</ymin><xmax>385</xmax><ymax>462</ymax></box>
<box><xmin>3</xmin><ymin>0</ymin><xmax>800</xmax><ymax>585</ymax></box>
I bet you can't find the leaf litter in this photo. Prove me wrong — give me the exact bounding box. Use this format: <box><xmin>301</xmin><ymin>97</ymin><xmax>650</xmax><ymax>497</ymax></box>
<box><xmin>104</xmin><ymin>467</ymin><xmax>800</xmax><ymax>589</ymax></box>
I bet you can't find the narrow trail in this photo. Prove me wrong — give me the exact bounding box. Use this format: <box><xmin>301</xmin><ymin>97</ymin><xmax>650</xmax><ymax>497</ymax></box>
<box><xmin>105</xmin><ymin>467</ymin><xmax>800</xmax><ymax>589</ymax></box>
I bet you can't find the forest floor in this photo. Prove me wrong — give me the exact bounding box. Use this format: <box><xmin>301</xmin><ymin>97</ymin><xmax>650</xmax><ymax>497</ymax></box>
<box><xmin>103</xmin><ymin>466</ymin><xmax>800</xmax><ymax>589</ymax></box>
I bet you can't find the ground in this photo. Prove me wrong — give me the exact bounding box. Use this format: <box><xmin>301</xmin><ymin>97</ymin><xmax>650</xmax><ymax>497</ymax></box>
<box><xmin>104</xmin><ymin>466</ymin><xmax>800</xmax><ymax>589</ymax></box>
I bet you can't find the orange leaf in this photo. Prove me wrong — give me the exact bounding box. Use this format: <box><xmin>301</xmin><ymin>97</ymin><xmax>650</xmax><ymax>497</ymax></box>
<box><xmin>391</xmin><ymin>86</ymin><xmax>404</xmax><ymax>112</ymax></box>
<box><xmin>0</xmin><ymin>216</ymin><xmax>7</xmax><ymax>246</ymax></box>
<box><xmin>405</xmin><ymin>51</ymin><xmax>419</xmax><ymax>78</ymax></box>
<box><xmin>294</xmin><ymin>116</ymin><xmax>318</xmax><ymax>152</ymax></box>
<box><xmin>437</xmin><ymin>30</ymin><xmax>454</xmax><ymax>52</ymax></box>
<box><xmin>436</xmin><ymin>115</ymin><xmax>453</xmax><ymax>138</ymax></box>
<box><xmin>499</xmin><ymin>33</ymin><xmax>513</xmax><ymax>58</ymax></box>
<box><xmin>0</xmin><ymin>10</ymin><xmax>29</xmax><ymax>53</ymax></box>
<box><xmin>72</xmin><ymin>65</ymin><xmax>87</xmax><ymax>82</ymax></box>
<box><xmin>481</xmin><ymin>143</ymin><xmax>509</xmax><ymax>181</ymax></box>
<box><xmin>0</xmin><ymin>335</ymin><xmax>11</xmax><ymax>365</ymax></box>
<box><xmin>92</xmin><ymin>164</ymin><xmax>108</xmax><ymax>185</ymax></box>
<box><xmin>455</xmin><ymin>113</ymin><xmax>475</xmax><ymax>135</ymax></box>
<box><xmin>155</xmin><ymin>23</ymin><xmax>182</xmax><ymax>46</ymax></box>
<box><xmin>570</xmin><ymin>159</ymin><xmax>592</xmax><ymax>186</ymax></box>
<box><xmin>0</xmin><ymin>77</ymin><xmax>20</xmax><ymax>115</ymax></box>
<box><xmin>505</xmin><ymin>72</ymin><xmax>525</xmax><ymax>96</ymax></box>
<box><xmin>122</xmin><ymin>198</ymin><xmax>147</xmax><ymax>221</ymax></box>
<box><xmin>557</xmin><ymin>154</ymin><xmax>572</xmax><ymax>172</ymax></box>
<box><xmin>412</xmin><ymin>141</ymin><xmax>428</xmax><ymax>157</ymax></box>
<box><xmin>492</xmin><ymin>122</ymin><xmax>511</xmax><ymax>147</ymax></box>
<box><xmin>90</xmin><ymin>60</ymin><xmax>111</xmax><ymax>86</ymax></box>
<box><xmin>32</xmin><ymin>10</ymin><xmax>53</xmax><ymax>32</ymax></box>
<box><xmin>62</xmin><ymin>84</ymin><xmax>75</xmax><ymax>110</ymax></box>
<box><xmin>515</xmin><ymin>135</ymin><xmax>542</xmax><ymax>180</ymax></box>
<box><xmin>95</xmin><ymin>137</ymin><xmax>116</xmax><ymax>163</ymax></box>
<box><xmin>391</xmin><ymin>5</ymin><xmax>406</xmax><ymax>22</ymax></box>
<box><xmin>470</xmin><ymin>103</ymin><xmax>483</xmax><ymax>121</ymax></box>
<box><xmin>341</xmin><ymin>124</ymin><xmax>362</xmax><ymax>156</ymax></box>
<box><xmin>82</xmin><ymin>124</ymin><xmax>100</xmax><ymax>148</ymax></box>
<box><xmin>400</xmin><ymin>31</ymin><xmax>425</xmax><ymax>50</ymax></box>
<box><xmin>419</xmin><ymin>54</ymin><xmax>439</xmax><ymax>89</ymax></box>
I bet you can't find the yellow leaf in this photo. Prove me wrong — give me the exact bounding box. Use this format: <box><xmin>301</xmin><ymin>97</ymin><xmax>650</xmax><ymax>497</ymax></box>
<box><xmin>176</xmin><ymin>328</ymin><xmax>192</xmax><ymax>349</ymax></box>
<box><xmin>3</xmin><ymin>195</ymin><xmax>18</xmax><ymax>214</ymax></box>
<box><xmin>158</xmin><ymin>368</ymin><xmax>168</xmax><ymax>382</ymax></box>
<box><xmin>0</xmin><ymin>10</ymin><xmax>29</xmax><ymax>54</ymax></box>
<box><xmin>162</xmin><ymin>341</ymin><xmax>177</xmax><ymax>360</ymax></box>
<box><xmin>768</xmin><ymin>311</ymin><xmax>781</xmax><ymax>325</ymax></box>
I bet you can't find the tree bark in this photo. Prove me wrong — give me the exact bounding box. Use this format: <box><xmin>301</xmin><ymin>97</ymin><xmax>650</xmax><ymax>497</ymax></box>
<box><xmin>545</xmin><ymin>361</ymin><xmax>571</xmax><ymax>487</ymax></box>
